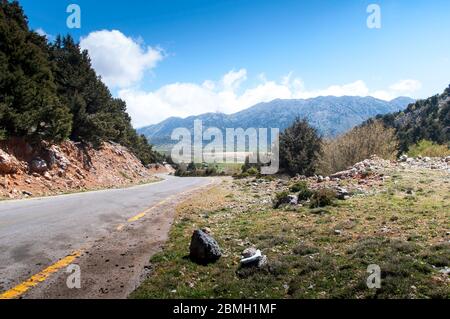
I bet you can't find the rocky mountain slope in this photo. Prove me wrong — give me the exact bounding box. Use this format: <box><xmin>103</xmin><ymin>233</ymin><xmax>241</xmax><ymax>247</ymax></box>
<box><xmin>0</xmin><ymin>139</ymin><xmax>169</xmax><ymax>200</ymax></box>
<box><xmin>138</xmin><ymin>96</ymin><xmax>415</xmax><ymax>149</ymax></box>
<box><xmin>371</xmin><ymin>85</ymin><xmax>450</xmax><ymax>152</ymax></box>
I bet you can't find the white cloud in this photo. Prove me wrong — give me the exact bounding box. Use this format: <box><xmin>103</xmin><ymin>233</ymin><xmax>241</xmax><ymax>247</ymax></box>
<box><xmin>118</xmin><ymin>70</ymin><xmax>422</xmax><ymax>128</ymax></box>
<box><xmin>389</xmin><ymin>79</ymin><xmax>422</xmax><ymax>93</ymax></box>
<box><xmin>80</xmin><ymin>30</ymin><xmax>163</xmax><ymax>89</ymax></box>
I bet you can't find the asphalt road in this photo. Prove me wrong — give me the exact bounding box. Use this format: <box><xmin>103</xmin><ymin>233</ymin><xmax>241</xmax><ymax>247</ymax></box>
<box><xmin>0</xmin><ymin>175</ymin><xmax>213</xmax><ymax>296</ymax></box>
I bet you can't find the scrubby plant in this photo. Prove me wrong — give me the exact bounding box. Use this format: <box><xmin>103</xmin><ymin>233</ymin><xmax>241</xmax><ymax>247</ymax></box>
<box><xmin>309</xmin><ymin>188</ymin><xmax>336</xmax><ymax>208</ymax></box>
<box><xmin>273</xmin><ymin>191</ymin><xmax>291</xmax><ymax>209</ymax></box>
<box><xmin>407</xmin><ymin>140</ymin><xmax>450</xmax><ymax>158</ymax></box>
<box><xmin>290</xmin><ymin>181</ymin><xmax>313</xmax><ymax>201</ymax></box>
<box><xmin>319</xmin><ymin>120</ymin><xmax>399</xmax><ymax>175</ymax></box>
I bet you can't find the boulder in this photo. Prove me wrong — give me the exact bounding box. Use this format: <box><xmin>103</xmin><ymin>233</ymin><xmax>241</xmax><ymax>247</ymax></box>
<box><xmin>30</xmin><ymin>158</ymin><xmax>48</xmax><ymax>173</ymax></box>
<box><xmin>189</xmin><ymin>229</ymin><xmax>221</xmax><ymax>264</ymax></box>
<box><xmin>0</xmin><ymin>150</ymin><xmax>22</xmax><ymax>174</ymax></box>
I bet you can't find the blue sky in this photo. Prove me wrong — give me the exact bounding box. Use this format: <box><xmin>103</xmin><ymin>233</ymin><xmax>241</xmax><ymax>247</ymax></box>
<box><xmin>19</xmin><ymin>0</ymin><xmax>450</xmax><ymax>126</ymax></box>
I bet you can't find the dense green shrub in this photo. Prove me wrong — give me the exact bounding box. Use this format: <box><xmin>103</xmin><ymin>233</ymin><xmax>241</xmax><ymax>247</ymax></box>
<box><xmin>279</xmin><ymin>118</ymin><xmax>322</xmax><ymax>176</ymax></box>
<box><xmin>309</xmin><ymin>188</ymin><xmax>336</xmax><ymax>208</ymax></box>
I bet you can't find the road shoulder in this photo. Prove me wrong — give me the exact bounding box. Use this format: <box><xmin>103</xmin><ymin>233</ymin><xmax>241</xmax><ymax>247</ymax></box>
<box><xmin>23</xmin><ymin>178</ymin><xmax>219</xmax><ymax>299</ymax></box>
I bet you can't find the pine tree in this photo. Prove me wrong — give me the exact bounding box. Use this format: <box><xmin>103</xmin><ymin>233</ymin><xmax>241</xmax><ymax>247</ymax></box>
<box><xmin>279</xmin><ymin>118</ymin><xmax>322</xmax><ymax>176</ymax></box>
<box><xmin>0</xmin><ymin>0</ymin><xmax>71</xmax><ymax>142</ymax></box>
<box><xmin>49</xmin><ymin>35</ymin><xmax>161</xmax><ymax>164</ymax></box>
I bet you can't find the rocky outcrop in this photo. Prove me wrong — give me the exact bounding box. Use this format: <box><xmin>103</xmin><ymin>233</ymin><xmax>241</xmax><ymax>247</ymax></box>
<box><xmin>0</xmin><ymin>150</ymin><xmax>23</xmax><ymax>174</ymax></box>
<box><xmin>189</xmin><ymin>229</ymin><xmax>222</xmax><ymax>264</ymax></box>
<box><xmin>0</xmin><ymin>139</ymin><xmax>160</xmax><ymax>199</ymax></box>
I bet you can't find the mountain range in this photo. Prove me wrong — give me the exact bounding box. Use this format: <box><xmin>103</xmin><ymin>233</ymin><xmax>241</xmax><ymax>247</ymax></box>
<box><xmin>138</xmin><ymin>96</ymin><xmax>415</xmax><ymax>150</ymax></box>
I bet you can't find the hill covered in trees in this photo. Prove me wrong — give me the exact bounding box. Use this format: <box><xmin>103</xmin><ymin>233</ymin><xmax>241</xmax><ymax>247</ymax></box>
<box><xmin>368</xmin><ymin>85</ymin><xmax>450</xmax><ymax>152</ymax></box>
<box><xmin>0</xmin><ymin>0</ymin><xmax>161</xmax><ymax>165</ymax></box>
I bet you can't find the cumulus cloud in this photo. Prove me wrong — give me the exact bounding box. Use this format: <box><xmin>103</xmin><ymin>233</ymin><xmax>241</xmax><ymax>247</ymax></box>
<box><xmin>118</xmin><ymin>69</ymin><xmax>422</xmax><ymax>128</ymax></box>
<box><xmin>80</xmin><ymin>30</ymin><xmax>163</xmax><ymax>89</ymax></box>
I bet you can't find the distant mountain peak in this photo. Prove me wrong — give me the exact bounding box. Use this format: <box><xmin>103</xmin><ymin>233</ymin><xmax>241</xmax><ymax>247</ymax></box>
<box><xmin>138</xmin><ymin>95</ymin><xmax>415</xmax><ymax>150</ymax></box>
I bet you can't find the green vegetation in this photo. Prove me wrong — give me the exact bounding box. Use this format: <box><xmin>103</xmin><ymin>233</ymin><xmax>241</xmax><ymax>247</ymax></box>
<box><xmin>131</xmin><ymin>167</ymin><xmax>450</xmax><ymax>299</ymax></box>
<box><xmin>279</xmin><ymin>118</ymin><xmax>322</xmax><ymax>176</ymax></box>
<box><xmin>0</xmin><ymin>1</ymin><xmax>161</xmax><ymax>165</ymax></box>
<box><xmin>372</xmin><ymin>85</ymin><xmax>450</xmax><ymax>153</ymax></box>
<box><xmin>309</xmin><ymin>188</ymin><xmax>336</xmax><ymax>208</ymax></box>
<box><xmin>175</xmin><ymin>162</ymin><xmax>225</xmax><ymax>177</ymax></box>
<box><xmin>0</xmin><ymin>0</ymin><xmax>71</xmax><ymax>142</ymax></box>
<box><xmin>273</xmin><ymin>191</ymin><xmax>291</xmax><ymax>209</ymax></box>
<box><xmin>407</xmin><ymin>140</ymin><xmax>450</xmax><ymax>158</ymax></box>
<box><xmin>289</xmin><ymin>181</ymin><xmax>313</xmax><ymax>201</ymax></box>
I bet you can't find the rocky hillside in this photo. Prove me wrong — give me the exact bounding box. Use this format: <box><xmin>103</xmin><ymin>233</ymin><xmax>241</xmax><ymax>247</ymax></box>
<box><xmin>0</xmin><ymin>139</ymin><xmax>169</xmax><ymax>200</ymax></box>
<box><xmin>138</xmin><ymin>96</ymin><xmax>414</xmax><ymax>150</ymax></box>
<box><xmin>371</xmin><ymin>85</ymin><xmax>450</xmax><ymax>152</ymax></box>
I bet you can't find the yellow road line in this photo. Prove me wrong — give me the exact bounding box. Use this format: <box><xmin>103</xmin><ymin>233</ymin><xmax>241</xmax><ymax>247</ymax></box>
<box><xmin>127</xmin><ymin>212</ymin><xmax>146</xmax><ymax>222</ymax></box>
<box><xmin>124</xmin><ymin>180</ymin><xmax>215</xmax><ymax>226</ymax></box>
<box><xmin>0</xmin><ymin>251</ymin><xmax>81</xmax><ymax>300</ymax></box>
<box><xmin>0</xmin><ymin>181</ymin><xmax>216</xmax><ymax>299</ymax></box>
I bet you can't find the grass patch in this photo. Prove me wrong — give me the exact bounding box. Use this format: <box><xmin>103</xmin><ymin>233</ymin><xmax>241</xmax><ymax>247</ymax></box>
<box><xmin>131</xmin><ymin>168</ymin><xmax>450</xmax><ymax>299</ymax></box>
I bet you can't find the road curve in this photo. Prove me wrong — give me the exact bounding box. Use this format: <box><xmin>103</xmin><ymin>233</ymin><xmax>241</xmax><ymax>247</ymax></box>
<box><xmin>0</xmin><ymin>175</ymin><xmax>214</xmax><ymax>296</ymax></box>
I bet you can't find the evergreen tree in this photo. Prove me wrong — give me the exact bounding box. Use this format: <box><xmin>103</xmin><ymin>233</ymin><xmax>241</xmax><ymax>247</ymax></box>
<box><xmin>49</xmin><ymin>35</ymin><xmax>161</xmax><ymax>164</ymax></box>
<box><xmin>0</xmin><ymin>0</ymin><xmax>71</xmax><ymax>142</ymax></box>
<box><xmin>279</xmin><ymin>118</ymin><xmax>322</xmax><ymax>176</ymax></box>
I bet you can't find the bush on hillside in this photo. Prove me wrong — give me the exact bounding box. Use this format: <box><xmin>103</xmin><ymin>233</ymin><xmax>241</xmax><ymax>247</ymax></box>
<box><xmin>309</xmin><ymin>188</ymin><xmax>336</xmax><ymax>208</ymax></box>
<box><xmin>407</xmin><ymin>140</ymin><xmax>450</xmax><ymax>158</ymax></box>
<box><xmin>319</xmin><ymin>120</ymin><xmax>398</xmax><ymax>176</ymax></box>
<box><xmin>279</xmin><ymin>118</ymin><xmax>322</xmax><ymax>176</ymax></box>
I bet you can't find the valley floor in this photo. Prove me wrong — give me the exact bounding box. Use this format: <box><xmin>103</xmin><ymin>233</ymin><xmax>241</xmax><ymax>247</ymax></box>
<box><xmin>132</xmin><ymin>161</ymin><xmax>449</xmax><ymax>299</ymax></box>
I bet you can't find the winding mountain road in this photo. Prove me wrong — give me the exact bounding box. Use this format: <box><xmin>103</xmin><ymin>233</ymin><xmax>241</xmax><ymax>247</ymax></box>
<box><xmin>0</xmin><ymin>175</ymin><xmax>215</xmax><ymax>299</ymax></box>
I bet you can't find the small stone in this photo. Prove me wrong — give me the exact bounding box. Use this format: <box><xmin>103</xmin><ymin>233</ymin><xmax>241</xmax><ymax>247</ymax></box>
<box><xmin>334</xmin><ymin>230</ymin><xmax>342</xmax><ymax>235</ymax></box>
<box><xmin>43</xmin><ymin>172</ymin><xmax>52</xmax><ymax>181</ymax></box>
<box><xmin>242</xmin><ymin>247</ymin><xmax>258</xmax><ymax>259</ymax></box>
